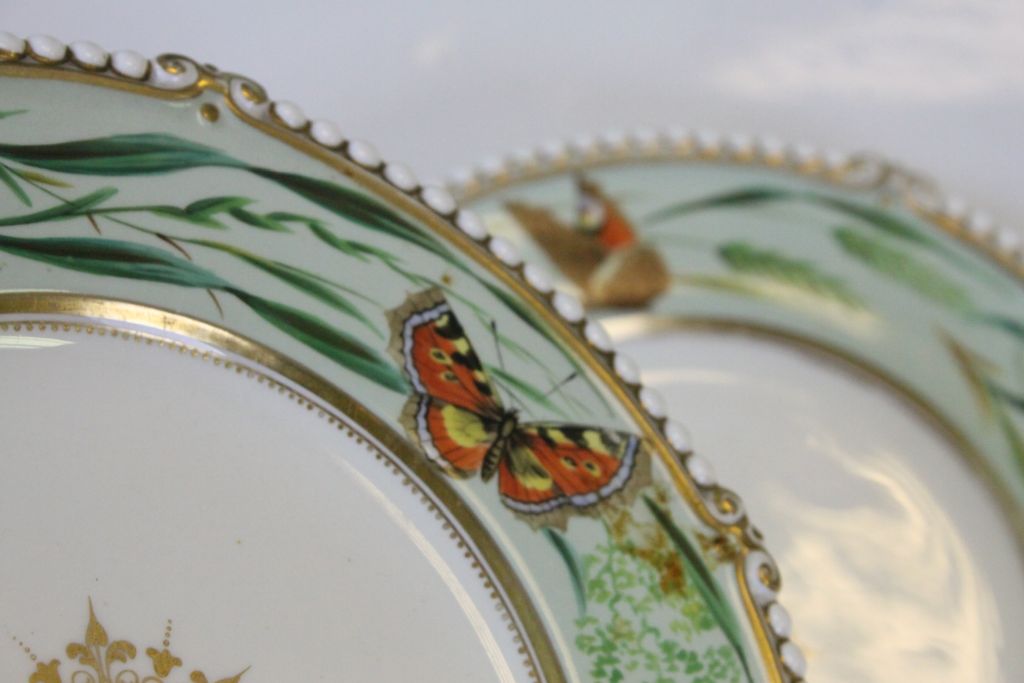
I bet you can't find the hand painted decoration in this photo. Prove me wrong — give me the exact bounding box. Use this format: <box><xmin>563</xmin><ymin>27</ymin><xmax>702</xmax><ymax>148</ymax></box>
<box><xmin>388</xmin><ymin>287</ymin><xmax>651</xmax><ymax>529</ymax></box>
<box><xmin>505</xmin><ymin>175</ymin><xmax>670</xmax><ymax>308</ymax></box>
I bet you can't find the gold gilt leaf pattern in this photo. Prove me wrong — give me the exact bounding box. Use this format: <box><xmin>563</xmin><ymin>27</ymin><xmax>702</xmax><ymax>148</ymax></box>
<box><xmin>20</xmin><ymin>599</ymin><xmax>248</xmax><ymax>683</ymax></box>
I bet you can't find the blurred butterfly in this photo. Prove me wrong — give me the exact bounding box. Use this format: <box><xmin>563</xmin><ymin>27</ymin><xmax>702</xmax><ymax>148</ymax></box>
<box><xmin>387</xmin><ymin>287</ymin><xmax>650</xmax><ymax>529</ymax></box>
<box><xmin>505</xmin><ymin>174</ymin><xmax>669</xmax><ymax>308</ymax></box>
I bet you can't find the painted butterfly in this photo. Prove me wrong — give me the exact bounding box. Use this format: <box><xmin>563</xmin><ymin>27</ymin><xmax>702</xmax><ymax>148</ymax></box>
<box><xmin>387</xmin><ymin>287</ymin><xmax>651</xmax><ymax>529</ymax></box>
<box><xmin>504</xmin><ymin>175</ymin><xmax>669</xmax><ymax>308</ymax></box>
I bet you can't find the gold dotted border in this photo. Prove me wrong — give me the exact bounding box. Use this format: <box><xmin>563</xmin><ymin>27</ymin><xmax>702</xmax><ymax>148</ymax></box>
<box><xmin>0</xmin><ymin>38</ymin><xmax>794</xmax><ymax>682</ymax></box>
<box><xmin>0</xmin><ymin>317</ymin><xmax>541</xmax><ymax>682</ymax></box>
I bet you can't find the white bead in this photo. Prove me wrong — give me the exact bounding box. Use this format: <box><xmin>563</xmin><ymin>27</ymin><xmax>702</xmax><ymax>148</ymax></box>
<box><xmin>767</xmin><ymin>602</ymin><xmax>792</xmax><ymax>639</ymax></box>
<box><xmin>455</xmin><ymin>210</ymin><xmax>488</xmax><ymax>240</ymax></box>
<box><xmin>69</xmin><ymin>41</ymin><xmax>107</xmax><ymax>69</ymax></box>
<box><xmin>639</xmin><ymin>387</ymin><xmax>666</xmax><ymax>418</ymax></box>
<box><xmin>664</xmin><ymin>420</ymin><xmax>691</xmax><ymax>453</ymax></box>
<box><xmin>966</xmin><ymin>210</ymin><xmax>994</xmax><ymax>238</ymax></box>
<box><xmin>757</xmin><ymin>136</ymin><xmax>785</xmax><ymax>159</ymax></box>
<box><xmin>570</xmin><ymin>133</ymin><xmax>597</xmax><ymax>156</ymax></box>
<box><xmin>686</xmin><ymin>453</ymin><xmax>716</xmax><ymax>487</ymax></box>
<box><xmin>446</xmin><ymin>167</ymin><xmax>474</xmax><ymax>190</ymax></box>
<box><xmin>726</xmin><ymin>132</ymin><xmax>754</xmax><ymax>156</ymax></box>
<box><xmin>791</xmin><ymin>142</ymin><xmax>819</xmax><ymax>166</ymax></box>
<box><xmin>943</xmin><ymin>195</ymin><xmax>968</xmax><ymax>221</ymax></box>
<box><xmin>488</xmin><ymin>236</ymin><xmax>522</xmax><ymax>267</ymax></box>
<box><xmin>695</xmin><ymin>128</ymin><xmax>721</xmax><ymax>151</ymax></box>
<box><xmin>552</xmin><ymin>291</ymin><xmax>584</xmax><ymax>323</ymax></box>
<box><xmin>421</xmin><ymin>185</ymin><xmax>457</xmax><ymax>215</ymax></box>
<box><xmin>0</xmin><ymin>31</ymin><xmax>26</xmax><ymax>56</ymax></box>
<box><xmin>613</xmin><ymin>353</ymin><xmax>640</xmax><ymax>385</ymax></box>
<box><xmin>384</xmin><ymin>162</ymin><xmax>419</xmax><ymax>192</ymax></box>
<box><xmin>823</xmin><ymin>148</ymin><xmax>850</xmax><ymax>170</ymax></box>
<box><xmin>27</xmin><ymin>35</ymin><xmax>66</xmax><ymax>63</ymax></box>
<box><xmin>479</xmin><ymin>156</ymin><xmax>506</xmax><ymax>181</ymax></box>
<box><xmin>664</xmin><ymin>126</ymin><xmax>692</xmax><ymax>149</ymax></box>
<box><xmin>584</xmin><ymin>319</ymin><xmax>612</xmax><ymax>352</ymax></box>
<box><xmin>111</xmin><ymin>50</ymin><xmax>148</xmax><ymax>79</ymax></box>
<box><xmin>309</xmin><ymin>120</ymin><xmax>343</xmax><ymax>148</ymax></box>
<box><xmin>346</xmin><ymin>139</ymin><xmax>381</xmax><ymax>169</ymax></box>
<box><xmin>523</xmin><ymin>263</ymin><xmax>553</xmax><ymax>293</ymax></box>
<box><xmin>780</xmin><ymin>641</ymin><xmax>807</xmax><ymax>679</ymax></box>
<box><xmin>630</xmin><ymin>127</ymin><xmax>659</xmax><ymax>151</ymax></box>
<box><xmin>745</xmin><ymin>551</ymin><xmax>778</xmax><ymax>606</ymax></box>
<box><xmin>271</xmin><ymin>101</ymin><xmax>306</xmax><ymax>129</ymax></box>
<box><xmin>996</xmin><ymin>228</ymin><xmax>1020</xmax><ymax>253</ymax></box>
<box><xmin>600</xmin><ymin>129</ymin><xmax>627</xmax><ymax>150</ymax></box>
<box><xmin>509</xmin><ymin>148</ymin><xmax>536</xmax><ymax>170</ymax></box>
<box><xmin>539</xmin><ymin>139</ymin><xmax>568</xmax><ymax>163</ymax></box>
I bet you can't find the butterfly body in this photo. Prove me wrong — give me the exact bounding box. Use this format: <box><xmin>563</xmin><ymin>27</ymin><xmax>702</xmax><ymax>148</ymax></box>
<box><xmin>388</xmin><ymin>287</ymin><xmax>650</xmax><ymax>529</ymax></box>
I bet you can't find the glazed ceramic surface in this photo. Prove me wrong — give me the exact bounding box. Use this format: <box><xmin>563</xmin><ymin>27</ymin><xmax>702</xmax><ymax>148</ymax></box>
<box><xmin>0</xmin><ymin>41</ymin><xmax>793</xmax><ymax>683</ymax></box>
<box><xmin>454</xmin><ymin>140</ymin><xmax>1024</xmax><ymax>682</ymax></box>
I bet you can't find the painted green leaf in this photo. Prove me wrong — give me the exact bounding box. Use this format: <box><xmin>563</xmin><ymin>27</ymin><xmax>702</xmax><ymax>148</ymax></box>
<box><xmin>0</xmin><ymin>233</ymin><xmax>229</xmax><ymax>289</ymax></box>
<box><xmin>150</xmin><ymin>196</ymin><xmax>253</xmax><ymax>228</ymax></box>
<box><xmin>232</xmin><ymin>291</ymin><xmax>407</xmax><ymax>392</ymax></box>
<box><xmin>645</xmin><ymin>185</ymin><xmax>1008</xmax><ymax>291</ymax></box>
<box><xmin>193</xmin><ymin>239</ymin><xmax>382</xmax><ymax>338</ymax></box>
<box><xmin>249</xmin><ymin>168</ymin><xmax>460</xmax><ymax>264</ymax></box>
<box><xmin>644</xmin><ymin>497</ymin><xmax>753</xmax><ymax>683</ymax></box>
<box><xmin>835</xmin><ymin>227</ymin><xmax>974</xmax><ymax>312</ymax></box>
<box><xmin>0</xmin><ymin>233</ymin><xmax>404</xmax><ymax>391</ymax></box>
<box><xmin>308</xmin><ymin>222</ymin><xmax>392</xmax><ymax>263</ymax></box>
<box><xmin>0</xmin><ymin>164</ymin><xmax>30</xmax><ymax>206</ymax></box>
<box><xmin>229</xmin><ymin>208</ymin><xmax>324</xmax><ymax>233</ymax></box>
<box><xmin>543</xmin><ymin>527</ymin><xmax>587</xmax><ymax>616</ymax></box>
<box><xmin>0</xmin><ymin>133</ymin><xmax>241</xmax><ymax>175</ymax></box>
<box><xmin>719</xmin><ymin>241</ymin><xmax>864</xmax><ymax>309</ymax></box>
<box><xmin>0</xmin><ymin>187</ymin><xmax>117</xmax><ymax>226</ymax></box>
<box><xmin>0</xmin><ymin>110</ymin><xmax>28</xmax><ymax>120</ymax></box>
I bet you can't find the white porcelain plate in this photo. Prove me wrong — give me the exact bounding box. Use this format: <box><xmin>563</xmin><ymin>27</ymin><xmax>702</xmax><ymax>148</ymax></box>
<box><xmin>0</xmin><ymin>36</ymin><xmax>798</xmax><ymax>683</ymax></box>
<box><xmin>453</xmin><ymin>136</ymin><xmax>1024</xmax><ymax>682</ymax></box>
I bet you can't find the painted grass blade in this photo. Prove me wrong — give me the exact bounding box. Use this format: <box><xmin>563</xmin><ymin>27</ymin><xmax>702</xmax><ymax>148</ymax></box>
<box><xmin>231</xmin><ymin>291</ymin><xmax>407</xmax><ymax>393</ymax></box>
<box><xmin>249</xmin><ymin>167</ymin><xmax>460</xmax><ymax>264</ymax></box>
<box><xmin>0</xmin><ymin>187</ymin><xmax>117</xmax><ymax>226</ymax></box>
<box><xmin>193</xmin><ymin>239</ymin><xmax>382</xmax><ymax>338</ymax></box>
<box><xmin>645</xmin><ymin>184</ymin><xmax>1009</xmax><ymax>291</ymax></box>
<box><xmin>0</xmin><ymin>164</ymin><xmax>30</xmax><ymax>206</ymax></box>
<box><xmin>0</xmin><ymin>233</ymin><xmax>228</xmax><ymax>289</ymax></box>
<box><xmin>0</xmin><ymin>133</ymin><xmax>241</xmax><ymax>175</ymax></box>
<box><xmin>644</xmin><ymin>496</ymin><xmax>754</xmax><ymax>683</ymax></box>
<box><xmin>720</xmin><ymin>241</ymin><xmax>865</xmax><ymax>309</ymax></box>
<box><xmin>835</xmin><ymin>227</ymin><xmax>973</xmax><ymax>312</ymax></box>
<box><xmin>543</xmin><ymin>527</ymin><xmax>587</xmax><ymax>617</ymax></box>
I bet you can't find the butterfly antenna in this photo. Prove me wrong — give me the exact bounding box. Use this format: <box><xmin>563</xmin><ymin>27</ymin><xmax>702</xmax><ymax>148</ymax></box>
<box><xmin>489</xmin><ymin>320</ymin><xmax>507</xmax><ymax>372</ymax></box>
<box><xmin>542</xmin><ymin>371</ymin><xmax>579</xmax><ymax>399</ymax></box>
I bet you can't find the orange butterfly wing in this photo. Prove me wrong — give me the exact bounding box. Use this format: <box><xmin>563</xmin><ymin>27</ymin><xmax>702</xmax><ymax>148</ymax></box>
<box><xmin>388</xmin><ymin>288</ymin><xmax>503</xmax><ymax>476</ymax></box>
<box><xmin>388</xmin><ymin>287</ymin><xmax>502</xmax><ymax>414</ymax></box>
<box><xmin>499</xmin><ymin>424</ymin><xmax>647</xmax><ymax>527</ymax></box>
<box><xmin>400</xmin><ymin>395</ymin><xmax>498</xmax><ymax>476</ymax></box>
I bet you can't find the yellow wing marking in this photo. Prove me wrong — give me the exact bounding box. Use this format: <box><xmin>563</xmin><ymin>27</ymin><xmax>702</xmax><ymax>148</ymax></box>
<box><xmin>440</xmin><ymin>403</ymin><xmax>492</xmax><ymax>447</ymax></box>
